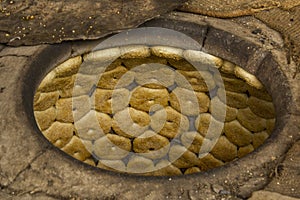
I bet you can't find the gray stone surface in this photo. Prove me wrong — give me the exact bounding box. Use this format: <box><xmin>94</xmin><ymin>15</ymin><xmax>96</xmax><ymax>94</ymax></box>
<box><xmin>0</xmin><ymin>0</ymin><xmax>185</xmax><ymax>46</ymax></box>
<box><xmin>265</xmin><ymin>139</ymin><xmax>300</xmax><ymax>198</ymax></box>
<box><xmin>0</xmin><ymin>191</ymin><xmax>13</xmax><ymax>199</ymax></box>
<box><xmin>0</xmin><ymin>44</ymin><xmax>4</xmax><ymax>51</ymax></box>
<box><xmin>0</xmin><ymin>46</ymin><xmax>43</xmax><ymax>57</ymax></box>
<box><xmin>0</xmin><ymin>51</ymin><xmax>47</xmax><ymax>187</ymax></box>
<box><xmin>0</xmin><ymin>190</ymin><xmax>59</xmax><ymax>200</ymax></box>
<box><xmin>249</xmin><ymin>191</ymin><xmax>299</xmax><ymax>200</ymax></box>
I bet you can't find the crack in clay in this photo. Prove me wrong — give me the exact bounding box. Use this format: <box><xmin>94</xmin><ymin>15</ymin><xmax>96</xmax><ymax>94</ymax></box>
<box><xmin>0</xmin><ymin>55</ymin><xmax>30</xmax><ymax>59</ymax></box>
<box><xmin>0</xmin><ymin>87</ymin><xmax>5</xmax><ymax>93</ymax></box>
<box><xmin>1</xmin><ymin>187</ymin><xmax>70</xmax><ymax>200</ymax></box>
<box><xmin>201</xmin><ymin>25</ymin><xmax>209</xmax><ymax>49</ymax></box>
<box><xmin>5</xmin><ymin>149</ymin><xmax>48</xmax><ymax>188</ymax></box>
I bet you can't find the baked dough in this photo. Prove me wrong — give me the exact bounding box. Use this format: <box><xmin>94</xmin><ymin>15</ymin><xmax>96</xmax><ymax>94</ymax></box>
<box><xmin>211</xmin><ymin>136</ymin><xmax>237</xmax><ymax>162</ymax></box>
<box><xmin>34</xmin><ymin>91</ymin><xmax>59</xmax><ymax>111</ymax></box>
<box><xmin>56</xmin><ymin>98</ymin><xmax>74</xmax><ymax>123</ymax></box>
<box><xmin>181</xmin><ymin>131</ymin><xmax>204</xmax><ymax>154</ymax></box>
<box><xmin>34</xmin><ymin>106</ymin><xmax>56</xmax><ymax>131</ymax></box>
<box><xmin>169</xmin><ymin>145</ymin><xmax>200</xmax><ymax>168</ymax></box>
<box><xmin>151</xmin><ymin>46</ymin><xmax>183</xmax><ymax>60</ymax></box>
<box><xmin>74</xmin><ymin>110</ymin><xmax>106</xmax><ymax>140</ymax></box>
<box><xmin>168</xmin><ymin>58</ymin><xmax>195</xmax><ymax>71</ymax></box>
<box><xmin>253</xmin><ymin>131</ymin><xmax>269</xmax><ymax>148</ymax></box>
<box><xmin>220</xmin><ymin>60</ymin><xmax>236</xmax><ymax>74</ymax></box>
<box><xmin>152</xmin><ymin>160</ymin><xmax>182</xmax><ymax>176</ymax></box>
<box><xmin>93</xmin><ymin>134</ymin><xmax>131</xmax><ymax>160</ymax></box>
<box><xmin>170</xmin><ymin>87</ymin><xmax>210</xmax><ymax>116</ymax></box>
<box><xmin>133</xmin><ymin>130</ymin><xmax>170</xmax><ymax>159</ymax></box>
<box><xmin>248</xmin><ymin>96</ymin><xmax>275</xmax><ymax>119</ymax></box>
<box><xmin>97</xmin><ymin>159</ymin><xmax>126</xmax><ymax>172</ymax></box>
<box><xmin>238</xmin><ymin>144</ymin><xmax>254</xmax><ymax>158</ymax></box>
<box><xmin>234</xmin><ymin>66</ymin><xmax>264</xmax><ymax>89</ymax></box>
<box><xmin>237</xmin><ymin>108</ymin><xmax>267</xmax><ymax>132</ymax></box>
<box><xmin>198</xmin><ymin>153</ymin><xmax>224</xmax><ymax>171</ymax></box>
<box><xmin>61</xmin><ymin>136</ymin><xmax>91</xmax><ymax>161</ymax></box>
<box><xmin>54</xmin><ymin>56</ymin><xmax>82</xmax><ymax>78</ymax></box>
<box><xmin>133</xmin><ymin>64</ymin><xmax>175</xmax><ymax>88</ymax></box>
<box><xmin>217</xmin><ymin>89</ymin><xmax>248</xmax><ymax>109</ymax></box>
<box><xmin>150</xmin><ymin>106</ymin><xmax>189</xmax><ymax>139</ymax></box>
<box><xmin>130</xmin><ymin>86</ymin><xmax>169</xmax><ymax>112</ymax></box>
<box><xmin>97</xmin><ymin>66</ymin><xmax>130</xmax><ymax>89</ymax></box>
<box><xmin>38</xmin><ymin>73</ymin><xmax>75</xmax><ymax>93</ymax></box>
<box><xmin>122</xmin><ymin>55</ymin><xmax>168</xmax><ymax>69</ymax></box>
<box><xmin>208</xmin><ymin>96</ymin><xmax>238</xmax><ymax>122</ymax></box>
<box><xmin>43</xmin><ymin>121</ymin><xmax>75</xmax><ymax>148</ymax></box>
<box><xmin>120</xmin><ymin>45</ymin><xmax>151</xmax><ymax>59</ymax></box>
<box><xmin>214</xmin><ymin>74</ymin><xmax>248</xmax><ymax>93</ymax></box>
<box><xmin>94</xmin><ymin>88</ymin><xmax>130</xmax><ymax>114</ymax></box>
<box><xmin>112</xmin><ymin>107</ymin><xmax>150</xmax><ymax>138</ymax></box>
<box><xmin>183</xmin><ymin>50</ymin><xmax>223</xmax><ymax>70</ymax></box>
<box><xmin>224</xmin><ymin>120</ymin><xmax>253</xmax><ymax>147</ymax></box>
<box><xmin>84</xmin><ymin>47</ymin><xmax>121</xmax><ymax>62</ymax></box>
<box><xmin>175</xmin><ymin>70</ymin><xmax>216</xmax><ymax>92</ymax></box>
<box><xmin>195</xmin><ymin>113</ymin><xmax>224</xmax><ymax>140</ymax></box>
<box><xmin>247</xmin><ymin>85</ymin><xmax>272</xmax><ymax>101</ymax></box>
<box><xmin>127</xmin><ymin>156</ymin><xmax>155</xmax><ymax>174</ymax></box>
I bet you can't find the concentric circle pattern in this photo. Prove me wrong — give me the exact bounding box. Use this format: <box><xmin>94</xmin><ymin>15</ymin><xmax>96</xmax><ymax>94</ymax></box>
<box><xmin>33</xmin><ymin>45</ymin><xmax>275</xmax><ymax>176</ymax></box>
